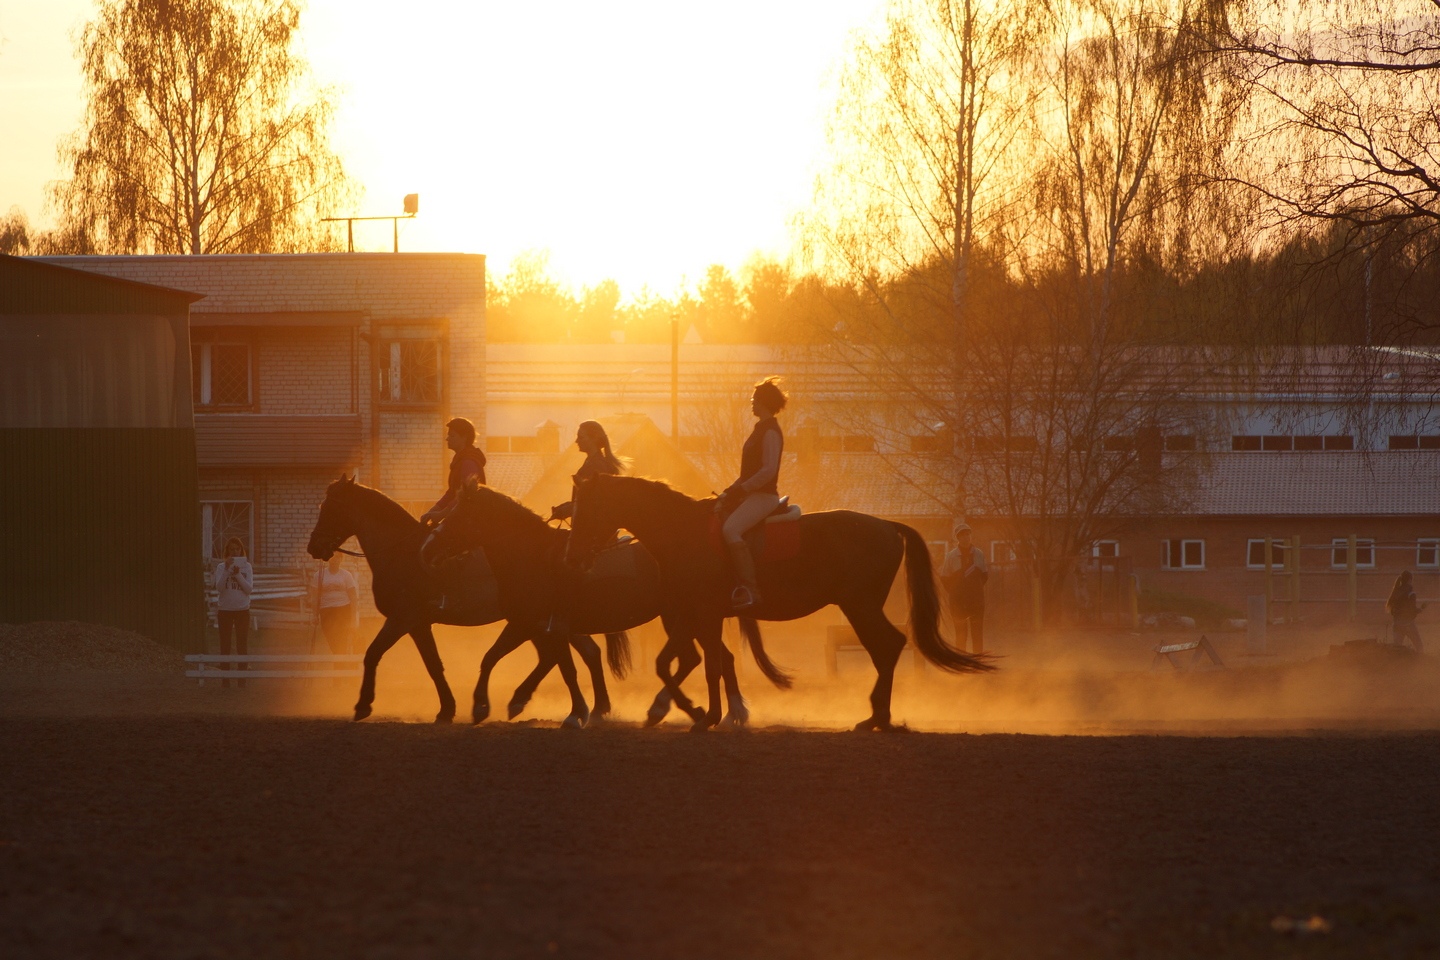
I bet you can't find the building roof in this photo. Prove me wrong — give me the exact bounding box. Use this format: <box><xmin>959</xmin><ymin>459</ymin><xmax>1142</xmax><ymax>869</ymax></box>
<box><xmin>194</xmin><ymin>415</ymin><xmax>364</xmax><ymax>468</ymax></box>
<box><xmin>1187</xmin><ymin>452</ymin><xmax>1440</xmax><ymax>516</ymax></box>
<box><xmin>3</xmin><ymin>254</ymin><xmax>204</xmax><ymax>314</ymax></box>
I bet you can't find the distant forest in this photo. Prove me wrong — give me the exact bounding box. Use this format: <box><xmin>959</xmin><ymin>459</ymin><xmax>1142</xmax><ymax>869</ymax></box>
<box><xmin>488</xmin><ymin>223</ymin><xmax>1440</xmax><ymax>347</ymax></box>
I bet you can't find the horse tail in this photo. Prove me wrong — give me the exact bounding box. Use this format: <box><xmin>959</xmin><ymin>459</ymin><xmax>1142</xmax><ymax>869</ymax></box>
<box><xmin>737</xmin><ymin>616</ymin><xmax>793</xmax><ymax>689</ymax></box>
<box><xmin>604</xmin><ymin>632</ymin><xmax>632</xmax><ymax>679</ymax></box>
<box><xmin>892</xmin><ymin>522</ymin><xmax>994</xmax><ymax>674</ymax></box>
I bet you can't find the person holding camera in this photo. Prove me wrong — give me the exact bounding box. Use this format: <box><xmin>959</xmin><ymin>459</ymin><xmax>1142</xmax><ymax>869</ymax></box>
<box><xmin>214</xmin><ymin>538</ymin><xmax>254</xmax><ymax>687</ymax></box>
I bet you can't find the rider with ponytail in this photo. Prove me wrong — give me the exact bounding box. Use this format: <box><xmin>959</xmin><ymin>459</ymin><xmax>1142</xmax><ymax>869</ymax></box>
<box><xmin>717</xmin><ymin>377</ymin><xmax>787</xmax><ymax>610</ymax></box>
<box><xmin>551</xmin><ymin>420</ymin><xmax>626</xmax><ymax>524</ymax></box>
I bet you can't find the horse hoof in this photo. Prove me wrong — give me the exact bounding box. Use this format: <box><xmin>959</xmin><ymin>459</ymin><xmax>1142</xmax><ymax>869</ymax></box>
<box><xmin>644</xmin><ymin>710</ymin><xmax>666</xmax><ymax>728</ymax></box>
<box><xmin>353</xmin><ymin>704</ymin><xmax>373</xmax><ymax>722</ymax></box>
<box><xmin>686</xmin><ymin>706</ymin><xmax>707</xmax><ymax>724</ymax></box>
<box><xmin>689</xmin><ymin>719</ymin><xmax>712</xmax><ymax>733</ymax></box>
<box><xmin>562</xmin><ymin>713</ymin><xmax>586</xmax><ymax>730</ymax></box>
<box><xmin>472</xmin><ymin>702</ymin><xmax>490</xmax><ymax>725</ymax></box>
<box><xmin>435</xmin><ymin>709</ymin><xmax>454</xmax><ymax>724</ymax></box>
<box><xmin>719</xmin><ymin>713</ymin><xmax>748</xmax><ymax>730</ymax></box>
<box><xmin>506</xmin><ymin>698</ymin><xmax>527</xmax><ymax>720</ymax></box>
<box><xmin>852</xmin><ymin>717</ymin><xmax>877</xmax><ymax>732</ymax></box>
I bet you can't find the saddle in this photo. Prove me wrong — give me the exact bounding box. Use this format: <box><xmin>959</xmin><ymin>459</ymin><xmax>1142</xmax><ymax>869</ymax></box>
<box><xmin>435</xmin><ymin>548</ymin><xmax>502</xmax><ymax>625</ymax></box>
<box><xmin>709</xmin><ymin>498</ymin><xmax>803</xmax><ymax>564</ymax></box>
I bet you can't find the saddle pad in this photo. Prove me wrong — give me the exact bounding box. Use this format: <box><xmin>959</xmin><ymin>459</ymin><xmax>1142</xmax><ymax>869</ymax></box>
<box><xmin>584</xmin><ymin>537</ymin><xmax>640</xmax><ymax>582</ymax></box>
<box><xmin>708</xmin><ymin>513</ymin><xmax>802</xmax><ymax>564</ymax></box>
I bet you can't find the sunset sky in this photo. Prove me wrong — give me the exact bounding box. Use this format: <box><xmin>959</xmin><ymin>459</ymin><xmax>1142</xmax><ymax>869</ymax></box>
<box><xmin>0</xmin><ymin>0</ymin><xmax>885</xmax><ymax>294</ymax></box>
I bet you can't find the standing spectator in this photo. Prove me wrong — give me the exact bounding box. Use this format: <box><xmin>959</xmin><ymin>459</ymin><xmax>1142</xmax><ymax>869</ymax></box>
<box><xmin>1386</xmin><ymin>570</ymin><xmax>1425</xmax><ymax>653</ymax></box>
<box><xmin>313</xmin><ymin>554</ymin><xmax>360</xmax><ymax>654</ymax></box>
<box><xmin>214</xmin><ymin>538</ymin><xmax>253</xmax><ymax>688</ymax></box>
<box><xmin>940</xmin><ymin>521</ymin><xmax>988</xmax><ymax>653</ymax></box>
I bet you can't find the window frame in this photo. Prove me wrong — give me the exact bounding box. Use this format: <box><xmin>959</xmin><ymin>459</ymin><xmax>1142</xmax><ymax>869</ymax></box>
<box><xmin>1246</xmin><ymin>538</ymin><xmax>1290</xmax><ymax>570</ymax></box>
<box><xmin>1419</xmin><ymin>539</ymin><xmax>1440</xmax><ymax>569</ymax></box>
<box><xmin>1330</xmin><ymin>538</ymin><xmax>1376</xmax><ymax>569</ymax></box>
<box><xmin>1091</xmin><ymin>540</ymin><xmax>1120</xmax><ymax>559</ymax></box>
<box><xmin>376</xmin><ymin>337</ymin><xmax>445</xmax><ymax>407</ymax></box>
<box><xmin>1162</xmin><ymin>538</ymin><xmax>1206</xmax><ymax>570</ymax></box>
<box><xmin>191</xmin><ymin>338</ymin><xmax>255</xmax><ymax>409</ymax></box>
<box><xmin>200</xmin><ymin>500</ymin><xmax>254</xmax><ymax>563</ymax></box>
<box><xmin>990</xmin><ymin>541</ymin><xmax>1020</xmax><ymax>564</ymax></box>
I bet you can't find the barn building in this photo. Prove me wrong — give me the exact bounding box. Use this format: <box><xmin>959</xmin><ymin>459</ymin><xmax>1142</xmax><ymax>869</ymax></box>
<box><xmin>0</xmin><ymin>255</ymin><xmax>206</xmax><ymax>647</ymax></box>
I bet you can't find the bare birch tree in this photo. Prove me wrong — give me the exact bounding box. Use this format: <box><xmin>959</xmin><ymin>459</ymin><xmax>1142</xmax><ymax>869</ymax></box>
<box><xmin>51</xmin><ymin>0</ymin><xmax>354</xmax><ymax>254</ymax></box>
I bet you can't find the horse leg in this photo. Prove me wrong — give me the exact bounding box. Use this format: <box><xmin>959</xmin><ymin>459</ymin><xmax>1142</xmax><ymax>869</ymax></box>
<box><xmin>508</xmin><ymin>638</ymin><xmax>554</xmax><ymax>720</ymax></box>
<box><xmin>410</xmin><ymin>623</ymin><xmax>456</xmax><ymax>723</ymax></box>
<box><xmin>651</xmin><ymin>622</ymin><xmax>704</xmax><ymax>726</ymax></box>
<box><xmin>844</xmin><ymin>603</ymin><xmax>907</xmax><ymax>732</ymax></box>
<box><xmin>570</xmin><ymin>634</ymin><xmax>610</xmax><ymax>720</ymax></box>
<box><xmin>354</xmin><ymin>619</ymin><xmax>407</xmax><ymax>721</ymax></box>
<box><xmin>719</xmin><ymin>624</ymin><xmax>749</xmax><ymax>729</ymax></box>
<box><xmin>693</xmin><ymin>618</ymin><xmax>732</xmax><ymax>732</ymax></box>
<box><xmin>475</xmin><ymin>622</ymin><xmax>529</xmax><ymax>723</ymax></box>
<box><xmin>541</xmin><ymin>631</ymin><xmax>590</xmax><ymax>729</ymax></box>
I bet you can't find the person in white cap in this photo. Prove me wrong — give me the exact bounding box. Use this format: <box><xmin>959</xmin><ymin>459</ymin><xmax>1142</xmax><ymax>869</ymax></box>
<box><xmin>939</xmin><ymin>520</ymin><xmax>988</xmax><ymax>653</ymax></box>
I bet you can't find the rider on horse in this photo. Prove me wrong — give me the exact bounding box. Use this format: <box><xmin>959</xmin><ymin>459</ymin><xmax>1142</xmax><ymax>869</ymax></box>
<box><xmin>716</xmin><ymin>377</ymin><xmax>787</xmax><ymax>610</ymax></box>
<box><xmin>422</xmin><ymin>417</ymin><xmax>488</xmax><ymax>526</ymax></box>
<box><xmin>550</xmin><ymin>420</ymin><xmax>625</xmax><ymax>529</ymax></box>
<box><xmin>546</xmin><ymin>420</ymin><xmax>626</xmax><ymax>639</ymax></box>
<box><xmin>422</xmin><ymin>417</ymin><xmax>488</xmax><ymax>615</ymax></box>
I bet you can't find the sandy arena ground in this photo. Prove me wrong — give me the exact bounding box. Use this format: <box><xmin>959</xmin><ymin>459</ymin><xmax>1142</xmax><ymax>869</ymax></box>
<box><xmin>3</xmin><ymin>621</ymin><xmax>1440</xmax><ymax>958</ymax></box>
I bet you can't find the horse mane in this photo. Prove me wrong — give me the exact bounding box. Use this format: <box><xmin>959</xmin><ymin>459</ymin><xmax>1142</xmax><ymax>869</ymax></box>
<box><xmin>595</xmin><ymin>473</ymin><xmax>713</xmax><ymax>507</ymax></box>
<box><xmin>334</xmin><ymin>479</ymin><xmax>423</xmax><ymax>528</ymax></box>
<box><xmin>458</xmin><ymin>483</ymin><xmax>554</xmax><ymax>534</ymax></box>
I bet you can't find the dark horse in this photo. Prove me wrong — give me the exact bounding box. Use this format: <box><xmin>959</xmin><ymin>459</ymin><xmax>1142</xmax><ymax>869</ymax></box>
<box><xmin>418</xmin><ymin>480</ymin><xmax>665</xmax><ymax>723</ymax></box>
<box><xmin>424</xmin><ymin>481</ymin><xmax>769</xmax><ymax>728</ymax></box>
<box><xmin>307</xmin><ymin>476</ymin><xmax>607</xmax><ymax>726</ymax></box>
<box><xmin>568</xmin><ymin>474</ymin><xmax>993</xmax><ymax>730</ymax></box>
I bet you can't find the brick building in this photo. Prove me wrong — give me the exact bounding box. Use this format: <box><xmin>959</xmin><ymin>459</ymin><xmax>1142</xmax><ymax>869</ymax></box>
<box><xmin>41</xmin><ymin>254</ymin><xmax>485</xmax><ymax>582</ymax></box>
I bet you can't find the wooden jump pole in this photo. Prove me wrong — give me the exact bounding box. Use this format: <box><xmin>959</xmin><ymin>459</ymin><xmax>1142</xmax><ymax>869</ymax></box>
<box><xmin>1347</xmin><ymin>534</ymin><xmax>1358</xmax><ymax>622</ymax></box>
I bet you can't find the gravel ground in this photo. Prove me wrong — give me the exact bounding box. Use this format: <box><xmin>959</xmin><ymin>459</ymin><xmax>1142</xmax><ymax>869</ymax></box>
<box><xmin>4</xmin><ymin>621</ymin><xmax>1440</xmax><ymax>959</ymax></box>
<box><xmin>0</xmin><ymin>621</ymin><xmax>185</xmax><ymax>673</ymax></box>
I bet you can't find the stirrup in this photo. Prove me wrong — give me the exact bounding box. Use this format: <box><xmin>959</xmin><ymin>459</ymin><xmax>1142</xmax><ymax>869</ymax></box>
<box><xmin>731</xmin><ymin>585</ymin><xmax>759</xmax><ymax>610</ymax></box>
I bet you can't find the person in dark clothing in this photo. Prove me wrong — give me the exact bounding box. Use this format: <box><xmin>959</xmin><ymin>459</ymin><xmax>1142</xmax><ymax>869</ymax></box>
<box><xmin>1387</xmin><ymin>569</ymin><xmax>1425</xmax><ymax>652</ymax></box>
<box><xmin>939</xmin><ymin>521</ymin><xmax>988</xmax><ymax>653</ymax></box>
<box><xmin>422</xmin><ymin>417</ymin><xmax>487</xmax><ymax>525</ymax></box>
<box><xmin>717</xmin><ymin>377</ymin><xmax>787</xmax><ymax>610</ymax></box>
<box><xmin>423</xmin><ymin>417</ymin><xmax>488</xmax><ymax>615</ymax></box>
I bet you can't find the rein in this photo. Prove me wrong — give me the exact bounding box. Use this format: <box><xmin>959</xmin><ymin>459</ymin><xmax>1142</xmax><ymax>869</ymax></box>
<box><xmin>335</xmin><ymin>546</ymin><xmax>366</xmax><ymax>558</ymax></box>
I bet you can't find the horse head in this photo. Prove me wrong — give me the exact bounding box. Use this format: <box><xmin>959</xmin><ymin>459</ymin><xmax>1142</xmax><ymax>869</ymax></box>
<box><xmin>307</xmin><ymin>474</ymin><xmax>361</xmax><ymax>560</ymax></box>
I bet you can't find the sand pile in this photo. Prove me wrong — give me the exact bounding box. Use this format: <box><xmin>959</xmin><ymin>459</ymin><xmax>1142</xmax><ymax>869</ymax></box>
<box><xmin>0</xmin><ymin>621</ymin><xmax>185</xmax><ymax>673</ymax></box>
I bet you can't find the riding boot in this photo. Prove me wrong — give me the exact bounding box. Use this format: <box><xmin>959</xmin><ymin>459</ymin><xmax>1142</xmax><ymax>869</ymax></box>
<box><xmin>726</xmin><ymin>542</ymin><xmax>762</xmax><ymax>610</ymax></box>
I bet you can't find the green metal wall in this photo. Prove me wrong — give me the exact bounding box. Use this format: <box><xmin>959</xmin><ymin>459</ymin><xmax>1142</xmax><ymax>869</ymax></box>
<box><xmin>0</xmin><ymin>428</ymin><xmax>206</xmax><ymax>650</ymax></box>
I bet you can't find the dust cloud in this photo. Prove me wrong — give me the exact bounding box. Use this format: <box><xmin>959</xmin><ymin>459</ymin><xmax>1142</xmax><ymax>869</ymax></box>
<box><xmin>269</xmin><ymin>617</ymin><xmax>1440</xmax><ymax>735</ymax></box>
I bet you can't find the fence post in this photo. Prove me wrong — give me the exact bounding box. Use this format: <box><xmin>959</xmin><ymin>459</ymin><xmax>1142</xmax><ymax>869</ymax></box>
<box><xmin>1290</xmin><ymin>536</ymin><xmax>1302</xmax><ymax>623</ymax></box>
<box><xmin>1263</xmin><ymin>537</ymin><xmax>1274</xmax><ymax>626</ymax></box>
<box><xmin>1347</xmin><ymin>534</ymin><xmax>1358</xmax><ymax>622</ymax></box>
<box><xmin>1128</xmin><ymin>573</ymin><xmax>1140</xmax><ymax>629</ymax></box>
<box><xmin>1031</xmin><ymin>561</ymin><xmax>1043</xmax><ymax>631</ymax></box>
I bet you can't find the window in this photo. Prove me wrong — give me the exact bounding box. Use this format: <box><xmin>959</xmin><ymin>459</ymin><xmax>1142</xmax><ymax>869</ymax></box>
<box><xmin>910</xmin><ymin>434</ymin><xmax>943</xmax><ymax>453</ymax></box>
<box><xmin>1164</xmin><ymin>435</ymin><xmax>1196</xmax><ymax>451</ymax></box>
<box><xmin>1389</xmin><ymin>435</ymin><xmax>1440</xmax><ymax>450</ymax></box>
<box><xmin>1091</xmin><ymin>540</ymin><xmax>1119</xmax><ymax>558</ymax></box>
<box><xmin>842</xmin><ymin>435</ymin><xmax>875</xmax><ymax>452</ymax></box>
<box><xmin>1330</xmin><ymin>538</ymin><xmax>1375</xmax><ymax>569</ymax></box>
<box><xmin>1246</xmin><ymin>539</ymin><xmax>1290</xmax><ymax>569</ymax></box>
<box><xmin>1232</xmin><ymin>434</ymin><xmax>1352</xmax><ymax>451</ymax></box>
<box><xmin>1418</xmin><ymin>539</ymin><xmax>1440</xmax><ymax>568</ymax></box>
<box><xmin>201</xmin><ymin>501</ymin><xmax>252</xmax><ymax>561</ymax></box>
<box><xmin>1163</xmin><ymin>539</ymin><xmax>1205</xmax><ymax>570</ymax></box>
<box><xmin>191</xmin><ymin>342</ymin><xmax>252</xmax><ymax>407</ymax></box>
<box><xmin>378</xmin><ymin>339</ymin><xmax>441</xmax><ymax>403</ymax></box>
<box><xmin>991</xmin><ymin>541</ymin><xmax>1020</xmax><ymax>564</ymax></box>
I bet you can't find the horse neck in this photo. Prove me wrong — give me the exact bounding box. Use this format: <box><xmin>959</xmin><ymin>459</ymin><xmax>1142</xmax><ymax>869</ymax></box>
<box><xmin>609</xmin><ymin>484</ymin><xmax>705</xmax><ymax>558</ymax></box>
<box><xmin>349</xmin><ymin>493</ymin><xmax>421</xmax><ymax>566</ymax></box>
